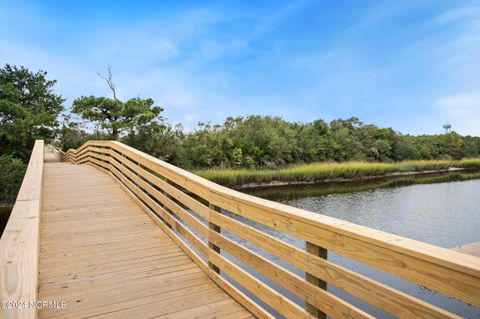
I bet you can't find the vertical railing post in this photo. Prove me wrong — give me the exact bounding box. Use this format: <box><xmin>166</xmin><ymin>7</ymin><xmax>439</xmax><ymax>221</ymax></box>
<box><xmin>107</xmin><ymin>144</ymin><xmax>113</xmax><ymax>173</ymax></box>
<box><xmin>305</xmin><ymin>242</ymin><xmax>327</xmax><ymax>319</ymax></box>
<box><xmin>163</xmin><ymin>182</ymin><xmax>173</xmax><ymax>229</ymax></box>
<box><xmin>208</xmin><ymin>203</ymin><xmax>221</xmax><ymax>273</ymax></box>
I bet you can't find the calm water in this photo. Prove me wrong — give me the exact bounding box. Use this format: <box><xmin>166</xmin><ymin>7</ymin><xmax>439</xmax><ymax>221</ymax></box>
<box><xmin>234</xmin><ymin>172</ymin><xmax>480</xmax><ymax>318</ymax></box>
<box><xmin>250</xmin><ymin>172</ymin><xmax>480</xmax><ymax>248</ymax></box>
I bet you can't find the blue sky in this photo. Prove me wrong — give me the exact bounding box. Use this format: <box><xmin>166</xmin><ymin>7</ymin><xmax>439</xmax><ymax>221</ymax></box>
<box><xmin>1</xmin><ymin>0</ymin><xmax>479</xmax><ymax>135</ymax></box>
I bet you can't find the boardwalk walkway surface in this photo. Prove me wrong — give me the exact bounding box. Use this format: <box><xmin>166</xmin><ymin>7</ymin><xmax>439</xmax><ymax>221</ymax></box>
<box><xmin>38</xmin><ymin>162</ymin><xmax>253</xmax><ymax>319</ymax></box>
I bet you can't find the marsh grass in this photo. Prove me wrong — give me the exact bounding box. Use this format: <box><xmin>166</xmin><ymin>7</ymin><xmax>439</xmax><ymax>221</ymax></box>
<box><xmin>194</xmin><ymin>158</ymin><xmax>480</xmax><ymax>187</ymax></box>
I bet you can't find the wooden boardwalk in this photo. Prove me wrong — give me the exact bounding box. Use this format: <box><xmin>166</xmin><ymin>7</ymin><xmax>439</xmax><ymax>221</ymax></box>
<box><xmin>2</xmin><ymin>140</ymin><xmax>479</xmax><ymax>319</ymax></box>
<box><xmin>38</xmin><ymin>162</ymin><xmax>253</xmax><ymax>319</ymax></box>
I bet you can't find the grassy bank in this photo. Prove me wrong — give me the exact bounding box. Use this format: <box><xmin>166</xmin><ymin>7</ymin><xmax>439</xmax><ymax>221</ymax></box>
<box><xmin>194</xmin><ymin>158</ymin><xmax>480</xmax><ymax>188</ymax></box>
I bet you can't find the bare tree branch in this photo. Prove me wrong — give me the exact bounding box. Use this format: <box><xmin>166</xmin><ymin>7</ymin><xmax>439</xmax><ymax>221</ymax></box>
<box><xmin>97</xmin><ymin>65</ymin><xmax>117</xmax><ymax>99</ymax></box>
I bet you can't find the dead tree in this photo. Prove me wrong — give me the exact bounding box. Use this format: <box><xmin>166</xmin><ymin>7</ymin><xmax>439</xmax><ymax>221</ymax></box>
<box><xmin>97</xmin><ymin>65</ymin><xmax>117</xmax><ymax>99</ymax></box>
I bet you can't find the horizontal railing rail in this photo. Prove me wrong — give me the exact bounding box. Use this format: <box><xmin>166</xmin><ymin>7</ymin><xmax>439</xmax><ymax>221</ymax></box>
<box><xmin>65</xmin><ymin>140</ymin><xmax>480</xmax><ymax>319</ymax></box>
<box><xmin>0</xmin><ymin>140</ymin><xmax>44</xmax><ymax>319</ymax></box>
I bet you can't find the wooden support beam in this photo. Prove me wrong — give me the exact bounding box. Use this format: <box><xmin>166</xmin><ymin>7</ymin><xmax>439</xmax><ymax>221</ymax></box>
<box><xmin>306</xmin><ymin>242</ymin><xmax>327</xmax><ymax>319</ymax></box>
<box><xmin>208</xmin><ymin>204</ymin><xmax>221</xmax><ymax>273</ymax></box>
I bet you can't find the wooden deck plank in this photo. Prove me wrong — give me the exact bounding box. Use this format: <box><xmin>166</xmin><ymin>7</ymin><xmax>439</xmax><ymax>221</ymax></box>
<box><xmin>42</xmin><ymin>276</ymin><xmax>213</xmax><ymax>318</ymax></box>
<box><xmin>79</xmin><ymin>284</ymin><xmax>230</xmax><ymax>319</ymax></box>
<box><xmin>38</xmin><ymin>162</ymin><xmax>253</xmax><ymax>319</ymax></box>
<box><xmin>152</xmin><ymin>299</ymin><xmax>257</xmax><ymax>319</ymax></box>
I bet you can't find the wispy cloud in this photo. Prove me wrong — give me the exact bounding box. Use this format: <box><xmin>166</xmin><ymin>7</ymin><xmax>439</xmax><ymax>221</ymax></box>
<box><xmin>436</xmin><ymin>4</ymin><xmax>480</xmax><ymax>23</ymax></box>
<box><xmin>0</xmin><ymin>1</ymin><xmax>479</xmax><ymax>135</ymax></box>
<box><xmin>251</xmin><ymin>0</ymin><xmax>312</xmax><ymax>35</ymax></box>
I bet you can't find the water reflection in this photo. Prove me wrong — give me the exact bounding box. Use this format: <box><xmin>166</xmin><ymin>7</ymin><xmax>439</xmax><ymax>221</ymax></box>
<box><xmin>245</xmin><ymin>170</ymin><xmax>480</xmax><ymax>202</ymax></box>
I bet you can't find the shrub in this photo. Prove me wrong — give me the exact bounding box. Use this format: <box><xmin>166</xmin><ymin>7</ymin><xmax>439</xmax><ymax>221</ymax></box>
<box><xmin>0</xmin><ymin>155</ymin><xmax>26</xmax><ymax>203</ymax></box>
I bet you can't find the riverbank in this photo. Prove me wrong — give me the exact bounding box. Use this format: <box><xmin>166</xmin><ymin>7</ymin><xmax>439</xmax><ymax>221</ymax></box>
<box><xmin>245</xmin><ymin>170</ymin><xmax>480</xmax><ymax>200</ymax></box>
<box><xmin>194</xmin><ymin>158</ymin><xmax>480</xmax><ymax>188</ymax></box>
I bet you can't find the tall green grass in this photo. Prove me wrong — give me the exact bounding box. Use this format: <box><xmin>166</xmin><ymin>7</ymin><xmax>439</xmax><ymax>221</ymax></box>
<box><xmin>193</xmin><ymin>158</ymin><xmax>480</xmax><ymax>188</ymax></box>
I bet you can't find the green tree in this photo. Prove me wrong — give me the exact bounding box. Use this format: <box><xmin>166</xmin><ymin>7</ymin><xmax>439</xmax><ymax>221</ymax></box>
<box><xmin>224</xmin><ymin>115</ymin><xmax>298</xmax><ymax>167</ymax></box>
<box><xmin>123</xmin><ymin>122</ymin><xmax>184</xmax><ymax>163</ymax></box>
<box><xmin>71</xmin><ymin>96</ymin><xmax>163</xmax><ymax>139</ymax></box>
<box><xmin>0</xmin><ymin>64</ymin><xmax>64</xmax><ymax>159</ymax></box>
<box><xmin>72</xmin><ymin>67</ymin><xmax>163</xmax><ymax>139</ymax></box>
<box><xmin>328</xmin><ymin>117</ymin><xmax>365</xmax><ymax>161</ymax></box>
<box><xmin>57</xmin><ymin>114</ymin><xmax>106</xmax><ymax>151</ymax></box>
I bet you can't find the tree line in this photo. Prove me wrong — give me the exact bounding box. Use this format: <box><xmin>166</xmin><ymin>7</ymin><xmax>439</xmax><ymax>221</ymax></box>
<box><xmin>84</xmin><ymin>115</ymin><xmax>478</xmax><ymax>169</ymax></box>
<box><xmin>1</xmin><ymin>64</ymin><xmax>480</xmax><ymax>201</ymax></box>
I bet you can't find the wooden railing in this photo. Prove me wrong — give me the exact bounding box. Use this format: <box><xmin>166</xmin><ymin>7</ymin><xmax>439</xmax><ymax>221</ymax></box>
<box><xmin>65</xmin><ymin>141</ymin><xmax>480</xmax><ymax>319</ymax></box>
<box><xmin>0</xmin><ymin>140</ymin><xmax>44</xmax><ymax>319</ymax></box>
<box><xmin>56</xmin><ymin>149</ymin><xmax>65</xmax><ymax>162</ymax></box>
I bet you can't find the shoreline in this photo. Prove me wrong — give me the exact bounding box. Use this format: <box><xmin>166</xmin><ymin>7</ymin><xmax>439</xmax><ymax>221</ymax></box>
<box><xmin>229</xmin><ymin>167</ymin><xmax>478</xmax><ymax>190</ymax></box>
